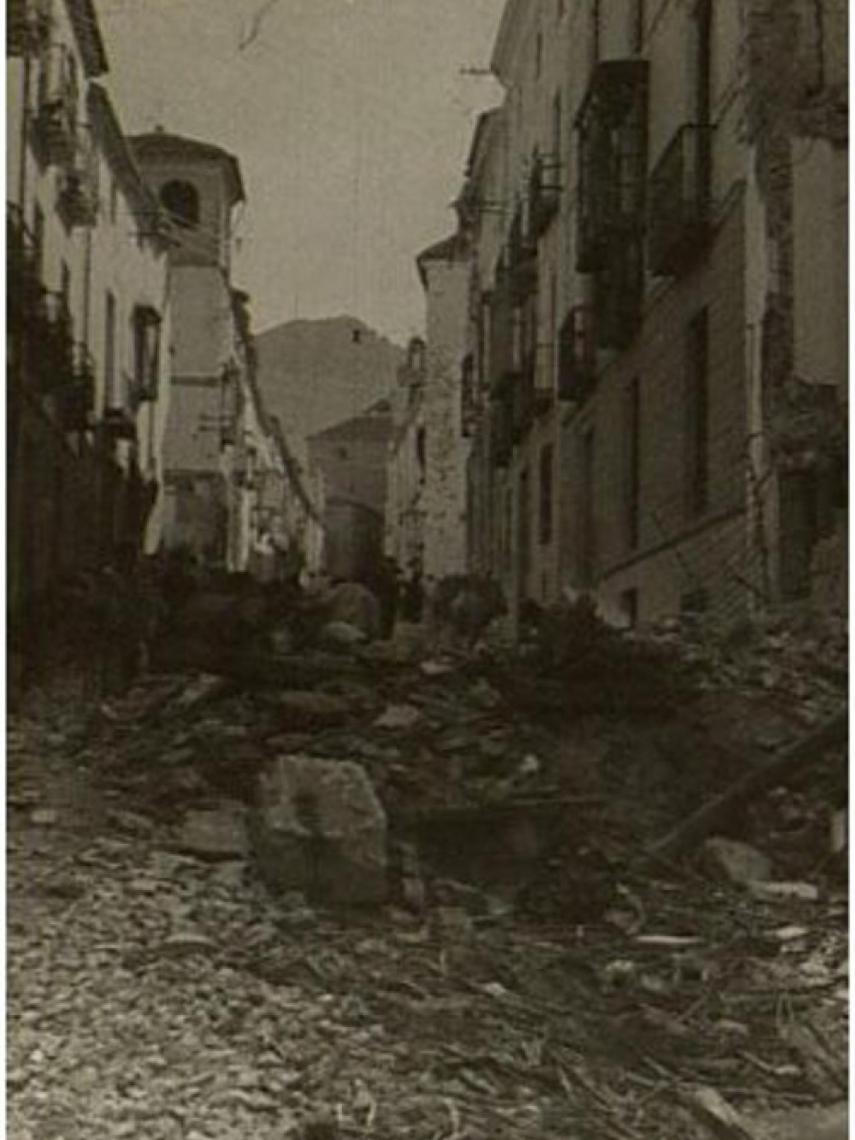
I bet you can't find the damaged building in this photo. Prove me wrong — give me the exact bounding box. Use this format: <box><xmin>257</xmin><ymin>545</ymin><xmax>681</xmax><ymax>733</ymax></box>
<box><xmin>449</xmin><ymin>0</ymin><xmax>847</xmax><ymax>628</ymax></box>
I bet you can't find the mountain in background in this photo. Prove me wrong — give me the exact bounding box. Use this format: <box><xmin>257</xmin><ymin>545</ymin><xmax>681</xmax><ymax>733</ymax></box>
<box><xmin>254</xmin><ymin>316</ymin><xmax>405</xmax><ymax>444</ymax></box>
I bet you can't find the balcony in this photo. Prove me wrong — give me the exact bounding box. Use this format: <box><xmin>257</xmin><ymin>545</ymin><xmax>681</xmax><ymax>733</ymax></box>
<box><xmin>593</xmin><ymin>236</ymin><xmax>645</xmax><ymax>351</ymax></box>
<box><xmin>7</xmin><ymin>0</ymin><xmax>51</xmax><ymax>57</ymax></box>
<box><xmin>488</xmin><ymin>265</ymin><xmax>520</xmax><ymax>395</ymax></box>
<box><xmin>489</xmin><ymin>389</ymin><xmax>513</xmax><ymax>469</ymax></box>
<box><xmin>34</xmin><ymin>291</ymin><xmax>74</xmax><ymax>392</ymax></box>
<box><xmin>57</xmin><ymin>127</ymin><xmax>99</xmax><ymax>228</ymax></box>
<box><xmin>575</xmin><ymin>60</ymin><xmax>649</xmax><ymax>273</ymax></box>
<box><xmin>558</xmin><ymin>305</ymin><xmax>597</xmax><ymax>401</ymax></box>
<box><xmin>56</xmin><ymin>344</ymin><xmax>95</xmax><ymax>431</ymax></box>
<box><xmin>7</xmin><ymin>204</ymin><xmax>42</xmax><ymax>334</ymax></box>
<box><xmin>511</xmin><ymin>351</ymin><xmax>537</xmax><ymax>443</ymax></box>
<box><xmin>33</xmin><ymin>44</ymin><xmax>79</xmax><ymax>167</ymax></box>
<box><xmin>528</xmin><ymin>153</ymin><xmax>561</xmax><ymax>241</ymax></box>
<box><xmin>102</xmin><ymin>406</ymin><xmax>137</xmax><ymax>443</ymax></box>
<box><xmin>507</xmin><ymin>203</ymin><xmax>537</xmax><ymax>298</ymax></box>
<box><xmin>648</xmin><ymin>123</ymin><xmax>713</xmax><ymax>277</ymax></box>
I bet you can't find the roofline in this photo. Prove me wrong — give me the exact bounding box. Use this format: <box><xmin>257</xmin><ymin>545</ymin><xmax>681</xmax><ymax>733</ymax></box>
<box><xmin>65</xmin><ymin>0</ymin><xmax>109</xmax><ymax>77</ymax></box>
<box><xmin>490</xmin><ymin>0</ymin><xmax>527</xmax><ymax>85</ymax></box>
<box><xmin>415</xmin><ymin>231</ymin><xmax>469</xmax><ymax>288</ymax></box>
<box><xmin>86</xmin><ymin>84</ymin><xmax>161</xmax><ymax>232</ymax></box>
<box><xmin>129</xmin><ymin>132</ymin><xmax>246</xmax><ymax>205</ymax></box>
<box><xmin>465</xmin><ymin>107</ymin><xmax>502</xmax><ymax>179</ymax></box>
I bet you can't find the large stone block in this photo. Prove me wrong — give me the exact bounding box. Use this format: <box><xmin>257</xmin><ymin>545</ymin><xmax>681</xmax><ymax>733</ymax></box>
<box><xmin>250</xmin><ymin>755</ymin><xmax>387</xmax><ymax>905</ymax></box>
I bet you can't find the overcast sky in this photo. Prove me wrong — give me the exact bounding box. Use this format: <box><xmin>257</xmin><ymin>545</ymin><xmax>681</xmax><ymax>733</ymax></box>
<box><xmin>97</xmin><ymin>0</ymin><xmax>505</xmax><ymax>345</ymax></box>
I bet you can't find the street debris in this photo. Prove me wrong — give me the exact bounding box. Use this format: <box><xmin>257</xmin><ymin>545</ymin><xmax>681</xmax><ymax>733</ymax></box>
<box><xmin>7</xmin><ymin>602</ymin><xmax>848</xmax><ymax>1139</ymax></box>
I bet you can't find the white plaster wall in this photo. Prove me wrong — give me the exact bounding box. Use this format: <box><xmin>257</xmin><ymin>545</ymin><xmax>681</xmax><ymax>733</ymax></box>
<box><xmin>422</xmin><ymin>259</ymin><xmax>472</xmax><ymax>580</ymax></box>
<box><xmin>792</xmin><ymin>138</ymin><xmax>848</xmax><ymax>400</ymax></box>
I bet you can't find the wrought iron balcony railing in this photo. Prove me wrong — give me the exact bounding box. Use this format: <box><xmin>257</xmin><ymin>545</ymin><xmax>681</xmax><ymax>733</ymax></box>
<box><xmin>647</xmin><ymin>123</ymin><xmax>713</xmax><ymax>277</ymax></box>
<box><xmin>33</xmin><ymin>43</ymin><xmax>79</xmax><ymax>167</ymax></box>
<box><xmin>558</xmin><ymin>304</ymin><xmax>597</xmax><ymax>402</ymax></box>
<box><xmin>575</xmin><ymin>59</ymin><xmax>649</xmax><ymax>273</ymax></box>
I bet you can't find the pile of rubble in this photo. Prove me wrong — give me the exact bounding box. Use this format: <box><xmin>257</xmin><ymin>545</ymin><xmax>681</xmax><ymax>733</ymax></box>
<box><xmin>7</xmin><ymin>596</ymin><xmax>848</xmax><ymax>1139</ymax></box>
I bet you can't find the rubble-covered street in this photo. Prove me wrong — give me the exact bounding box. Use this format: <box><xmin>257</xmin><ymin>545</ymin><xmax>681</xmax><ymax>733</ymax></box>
<box><xmin>7</xmin><ymin>610</ymin><xmax>848</xmax><ymax>1140</ymax></box>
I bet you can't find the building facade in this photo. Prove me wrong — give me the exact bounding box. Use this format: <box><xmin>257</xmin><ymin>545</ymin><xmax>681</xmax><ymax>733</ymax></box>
<box><xmin>308</xmin><ymin>399</ymin><xmax>392</xmax><ymax>582</ymax></box>
<box><xmin>459</xmin><ymin>0</ymin><xmax>847</xmax><ymax>627</ymax></box>
<box><xmin>385</xmin><ymin>337</ymin><xmax>427</xmax><ymax>571</ymax></box>
<box><xmin>7</xmin><ymin>0</ymin><xmax>172</xmax><ymax>666</ymax></box>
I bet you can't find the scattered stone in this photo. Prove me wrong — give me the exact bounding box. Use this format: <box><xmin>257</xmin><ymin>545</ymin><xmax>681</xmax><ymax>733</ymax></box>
<box><xmin>374</xmin><ymin>704</ymin><xmax>421</xmax><ymax>730</ymax></box>
<box><xmin>29</xmin><ymin>808</ymin><xmax>58</xmax><ymax>826</ymax></box>
<box><xmin>703</xmin><ymin>837</ymin><xmax>773</xmax><ymax>886</ymax></box>
<box><xmin>747</xmin><ymin>880</ymin><xmax>820</xmax><ymax>902</ymax></box>
<box><xmin>174</xmin><ymin>801</ymin><xmax>250</xmax><ymax>861</ymax></box>
<box><xmin>318</xmin><ymin>621</ymin><xmax>366</xmax><ymax>650</ymax></box>
<box><xmin>171</xmin><ymin>673</ymin><xmax>229</xmax><ymax>711</ymax></box>
<box><xmin>250</xmin><ymin>755</ymin><xmax>387</xmax><ymax>905</ymax></box>
<box><xmin>274</xmin><ymin>691</ymin><xmax>353</xmax><ymax>729</ymax></box>
<box><xmin>110</xmin><ymin>809</ymin><xmax>155</xmax><ymax>836</ymax></box>
<box><xmin>323</xmin><ymin>582</ymin><xmax>381</xmax><ymax>640</ymax></box>
<box><xmin>160</xmin><ymin>931</ymin><xmax>218</xmax><ymax>958</ymax></box>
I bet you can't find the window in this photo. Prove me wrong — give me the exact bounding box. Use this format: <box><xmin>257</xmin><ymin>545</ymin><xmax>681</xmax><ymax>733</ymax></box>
<box><xmin>160</xmin><ymin>179</ymin><xmax>200</xmax><ymax>228</ymax></box>
<box><xmin>551</xmin><ymin>89</ymin><xmax>562</xmax><ymax>169</ymax></box>
<box><xmin>33</xmin><ymin>203</ymin><xmax>45</xmax><ymax>280</ymax></box>
<box><xmin>518</xmin><ymin>466</ymin><xmax>531</xmax><ymax>581</ymax></box>
<box><xmin>539</xmin><ymin>443</ymin><xmax>554</xmax><ymax>545</ymax></box>
<box><xmin>621</xmin><ymin>588</ymin><xmax>639</xmax><ymax>627</ymax></box>
<box><xmin>557</xmin><ymin>0</ymin><xmax>565</xmax><ymax>21</ymax></box>
<box><xmin>60</xmin><ymin>260</ymin><xmax>70</xmax><ymax>314</ymax></box>
<box><xmin>580</xmin><ymin>427</ymin><xmax>596</xmax><ymax>586</ymax></box>
<box><xmin>104</xmin><ymin>290</ymin><xmax>117</xmax><ymax>406</ymax></box>
<box><xmin>624</xmin><ymin>377</ymin><xmax>641</xmax><ymax>549</ymax></box>
<box><xmin>685</xmin><ymin>309</ymin><xmax>709</xmax><ymax>517</ymax></box>
<box><xmin>633</xmin><ymin>0</ymin><xmax>645</xmax><ymax>52</ymax></box>
<box><xmin>591</xmin><ymin>0</ymin><xmax>601</xmax><ymax>65</ymax></box>
<box><xmin>535</xmin><ymin>30</ymin><xmax>543</xmax><ymax>79</ymax></box>
<box><xmin>693</xmin><ymin>0</ymin><xmax>712</xmax><ymax>124</ymax></box>
<box><xmin>133</xmin><ymin>305</ymin><xmax>161</xmax><ymax>397</ymax></box>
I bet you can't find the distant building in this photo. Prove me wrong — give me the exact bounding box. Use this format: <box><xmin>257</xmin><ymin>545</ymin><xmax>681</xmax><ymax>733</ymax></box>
<box><xmin>130</xmin><ymin>128</ymin><xmax>248</xmax><ymax>568</ymax></box>
<box><xmin>308</xmin><ymin>400</ymin><xmax>393</xmax><ymax>581</ymax></box>
<box><xmin>415</xmin><ymin>233</ymin><xmax>473</xmax><ymax>581</ymax></box>
<box><xmin>385</xmin><ymin>337</ymin><xmax>427</xmax><ymax>571</ymax></box>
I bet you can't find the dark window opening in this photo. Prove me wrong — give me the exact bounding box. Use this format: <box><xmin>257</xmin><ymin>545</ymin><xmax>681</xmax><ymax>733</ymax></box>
<box><xmin>535</xmin><ymin>30</ymin><xmax>543</xmax><ymax>79</ymax></box>
<box><xmin>539</xmin><ymin>443</ymin><xmax>554</xmax><ymax>546</ymax></box>
<box><xmin>60</xmin><ymin>260</ymin><xmax>70</xmax><ymax>311</ymax></box>
<box><xmin>160</xmin><ymin>180</ymin><xmax>200</xmax><ymax>229</ymax></box>
<box><xmin>104</xmin><ymin>289</ymin><xmax>117</xmax><ymax>406</ymax></box>
<box><xmin>693</xmin><ymin>0</ymin><xmax>712</xmax><ymax>125</ymax></box>
<box><xmin>33</xmin><ymin>203</ymin><xmax>45</xmax><ymax>280</ymax></box>
<box><xmin>685</xmin><ymin>309</ymin><xmax>709</xmax><ymax>517</ymax></box>
<box><xmin>591</xmin><ymin>0</ymin><xmax>601</xmax><ymax>66</ymax></box>
<box><xmin>621</xmin><ymin>587</ymin><xmax>638</xmax><ymax>627</ymax></box>
<box><xmin>625</xmin><ymin>377</ymin><xmax>641</xmax><ymax>549</ymax></box>
<box><xmin>633</xmin><ymin>0</ymin><xmax>645</xmax><ymax>53</ymax></box>
<box><xmin>518</xmin><ymin>466</ymin><xmax>531</xmax><ymax>583</ymax></box>
<box><xmin>580</xmin><ymin>428</ymin><xmax>596</xmax><ymax>586</ymax></box>
<box><xmin>681</xmin><ymin>588</ymin><xmax>709</xmax><ymax>615</ymax></box>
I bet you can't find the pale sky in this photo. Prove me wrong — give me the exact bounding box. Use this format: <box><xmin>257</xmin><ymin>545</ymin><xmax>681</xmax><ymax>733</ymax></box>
<box><xmin>97</xmin><ymin>0</ymin><xmax>505</xmax><ymax>345</ymax></box>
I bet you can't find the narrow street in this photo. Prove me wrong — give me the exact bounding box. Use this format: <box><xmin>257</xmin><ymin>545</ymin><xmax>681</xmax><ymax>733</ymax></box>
<box><xmin>7</xmin><ymin>612</ymin><xmax>848</xmax><ymax>1140</ymax></box>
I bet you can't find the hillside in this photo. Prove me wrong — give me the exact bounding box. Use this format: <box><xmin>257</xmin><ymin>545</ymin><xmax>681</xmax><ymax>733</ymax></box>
<box><xmin>254</xmin><ymin>316</ymin><xmax>404</xmax><ymax>443</ymax></box>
